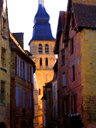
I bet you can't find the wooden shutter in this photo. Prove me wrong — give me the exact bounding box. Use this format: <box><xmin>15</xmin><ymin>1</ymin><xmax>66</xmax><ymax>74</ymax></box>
<box><xmin>52</xmin><ymin>106</ymin><xmax>54</xmax><ymax>118</ymax></box>
<box><xmin>24</xmin><ymin>63</ymin><xmax>26</xmax><ymax>80</ymax></box>
<box><xmin>22</xmin><ymin>90</ymin><xmax>25</xmax><ymax>108</ymax></box>
<box><xmin>75</xmin><ymin>93</ymin><xmax>77</xmax><ymax>113</ymax></box>
<box><xmin>18</xmin><ymin>58</ymin><xmax>20</xmax><ymax>77</ymax></box>
<box><xmin>21</xmin><ymin>60</ymin><xmax>23</xmax><ymax>78</ymax></box>
<box><xmin>71</xmin><ymin>95</ymin><xmax>72</xmax><ymax>114</ymax></box>
<box><xmin>28</xmin><ymin>66</ymin><xmax>30</xmax><ymax>82</ymax></box>
<box><xmin>31</xmin><ymin>67</ymin><xmax>33</xmax><ymax>84</ymax></box>
<box><xmin>30</xmin><ymin>93</ymin><xmax>32</xmax><ymax>109</ymax></box>
<box><xmin>16</xmin><ymin>55</ymin><xmax>18</xmax><ymax>75</ymax></box>
<box><xmin>16</xmin><ymin>87</ymin><xmax>19</xmax><ymax>107</ymax></box>
<box><xmin>62</xmin><ymin>73</ymin><xmax>66</xmax><ymax>87</ymax></box>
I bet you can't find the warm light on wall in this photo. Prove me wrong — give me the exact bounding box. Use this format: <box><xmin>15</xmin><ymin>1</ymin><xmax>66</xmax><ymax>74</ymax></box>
<box><xmin>3</xmin><ymin>0</ymin><xmax>6</xmax><ymax>12</ymax></box>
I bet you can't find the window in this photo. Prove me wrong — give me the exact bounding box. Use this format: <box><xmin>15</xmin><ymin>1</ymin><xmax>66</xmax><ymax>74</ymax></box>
<box><xmin>54</xmin><ymin>86</ymin><xmax>55</xmax><ymax>98</ymax></box>
<box><xmin>28</xmin><ymin>66</ymin><xmax>30</xmax><ymax>82</ymax></box>
<box><xmin>16</xmin><ymin>87</ymin><xmax>19</xmax><ymax>107</ymax></box>
<box><xmin>18</xmin><ymin>58</ymin><xmax>20</xmax><ymax>77</ymax></box>
<box><xmin>39</xmin><ymin>44</ymin><xmax>42</xmax><ymax>54</ymax></box>
<box><xmin>1</xmin><ymin>81</ymin><xmax>5</xmax><ymax>105</ymax></box>
<box><xmin>21</xmin><ymin>60</ymin><xmax>23</xmax><ymax>78</ymax></box>
<box><xmin>52</xmin><ymin>106</ymin><xmax>56</xmax><ymax>118</ymax></box>
<box><xmin>62</xmin><ymin>49</ymin><xmax>65</xmax><ymax>65</ymax></box>
<box><xmin>39</xmin><ymin>89</ymin><xmax>41</xmax><ymax>95</ymax></box>
<box><xmin>45</xmin><ymin>58</ymin><xmax>48</xmax><ymax>67</ymax></box>
<box><xmin>72</xmin><ymin>65</ymin><xmax>75</xmax><ymax>81</ymax></box>
<box><xmin>72</xmin><ymin>18</ymin><xmax>75</xmax><ymax>28</ymax></box>
<box><xmin>1</xmin><ymin>17</ymin><xmax>6</xmax><ymax>35</ymax></box>
<box><xmin>22</xmin><ymin>90</ymin><xmax>25</xmax><ymax>108</ymax></box>
<box><xmin>24</xmin><ymin>63</ymin><xmax>26</xmax><ymax>80</ymax></box>
<box><xmin>45</xmin><ymin>44</ymin><xmax>49</xmax><ymax>54</ymax></box>
<box><xmin>29</xmin><ymin>93</ymin><xmax>32</xmax><ymax>109</ymax></box>
<box><xmin>1</xmin><ymin>47</ymin><xmax>6</xmax><ymax>67</ymax></box>
<box><xmin>40</xmin><ymin>58</ymin><xmax>42</xmax><ymax>67</ymax></box>
<box><xmin>31</xmin><ymin>67</ymin><xmax>33</xmax><ymax>84</ymax></box>
<box><xmin>70</xmin><ymin>38</ymin><xmax>74</xmax><ymax>55</ymax></box>
<box><xmin>62</xmin><ymin>73</ymin><xmax>66</xmax><ymax>87</ymax></box>
<box><xmin>16</xmin><ymin>55</ymin><xmax>18</xmax><ymax>75</ymax></box>
<box><xmin>64</xmin><ymin>100</ymin><xmax>67</xmax><ymax>115</ymax></box>
<box><xmin>71</xmin><ymin>94</ymin><xmax>77</xmax><ymax>114</ymax></box>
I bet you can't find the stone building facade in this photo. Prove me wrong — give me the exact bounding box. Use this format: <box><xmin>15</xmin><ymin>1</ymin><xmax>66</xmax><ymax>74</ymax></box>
<box><xmin>0</xmin><ymin>0</ymin><xmax>10</xmax><ymax>127</ymax></box>
<box><xmin>9</xmin><ymin>32</ymin><xmax>35</xmax><ymax>128</ymax></box>
<box><xmin>54</xmin><ymin>0</ymin><xmax>96</xmax><ymax>127</ymax></box>
<box><xmin>29</xmin><ymin>1</ymin><xmax>55</xmax><ymax>127</ymax></box>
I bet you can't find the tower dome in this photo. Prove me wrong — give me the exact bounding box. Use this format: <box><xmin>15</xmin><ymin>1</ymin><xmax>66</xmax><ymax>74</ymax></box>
<box><xmin>30</xmin><ymin>2</ymin><xmax>55</xmax><ymax>41</ymax></box>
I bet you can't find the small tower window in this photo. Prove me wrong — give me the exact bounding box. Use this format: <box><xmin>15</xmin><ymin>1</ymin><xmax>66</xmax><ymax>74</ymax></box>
<box><xmin>45</xmin><ymin>58</ymin><xmax>48</xmax><ymax>67</ymax></box>
<box><xmin>39</xmin><ymin>44</ymin><xmax>42</xmax><ymax>54</ymax></box>
<box><xmin>45</xmin><ymin>44</ymin><xmax>49</xmax><ymax>54</ymax></box>
<box><xmin>39</xmin><ymin>89</ymin><xmax>41</xmax><ymax>95</ymax></box>
<box><xmin>40</xmin><ymin>58</ymin><xmax>42</xmax><ymax>67</ymax></box>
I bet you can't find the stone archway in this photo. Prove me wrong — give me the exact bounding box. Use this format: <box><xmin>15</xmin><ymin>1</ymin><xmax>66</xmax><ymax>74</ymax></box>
<box><xmin>20</xmin><ymin>120</ymin><xmax>27</xmax><ymax>128</ymax></box>
<box><xmin>0</xmin><ymin>122</ymin><xmax>6</xmax><ymax>128</ymax></box>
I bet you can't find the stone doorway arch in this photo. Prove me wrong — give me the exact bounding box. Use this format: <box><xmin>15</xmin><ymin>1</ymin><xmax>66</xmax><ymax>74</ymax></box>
<box><xmin>0</xmin><ymin>122</ymin><xmax>6</xmax><ymax>128</ymax></box>
<box><xmin>20</xmin><ymin>120</ymin><xmax>27</xmax><ymax>128</ymax></box>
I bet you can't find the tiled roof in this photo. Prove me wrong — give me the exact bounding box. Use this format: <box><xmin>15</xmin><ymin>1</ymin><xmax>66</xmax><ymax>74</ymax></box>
<box><xmin>73</xmin><ymin>3</ymin><xmax>96</xmax><ymax>28</ymax></box>
<box><xmin>72</xmin><ymin>0</ymin><xmax>96</xmax><ymax>5</ymax></box>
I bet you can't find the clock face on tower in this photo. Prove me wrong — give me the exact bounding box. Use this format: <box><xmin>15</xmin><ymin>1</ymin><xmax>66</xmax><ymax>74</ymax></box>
<box><xmin>3</xmin><ymin>0</ymin><xmax>6</xmax><ymax>12</ymax></box>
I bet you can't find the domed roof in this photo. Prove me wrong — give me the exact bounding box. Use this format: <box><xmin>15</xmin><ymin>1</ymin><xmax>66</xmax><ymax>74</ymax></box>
<box><xmin>34</xmin><ymin>4</ymin><xmax>50</xmax><ymax>23</ymax></box>
<box><xmin>29</xmin><ymin>3</ymin><xmax>55</xmax><ymax>42</ymax></box>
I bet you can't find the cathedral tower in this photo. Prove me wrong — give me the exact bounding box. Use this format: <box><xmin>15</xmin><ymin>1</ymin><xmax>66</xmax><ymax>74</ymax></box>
<box><xmin>29</xmin><ymin>1</ymin><xmax>55</xmax><ymax>127</ymax></box>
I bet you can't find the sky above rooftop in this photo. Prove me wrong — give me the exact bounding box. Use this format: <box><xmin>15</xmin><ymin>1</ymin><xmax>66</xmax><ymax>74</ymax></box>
<box><xmin>7</xmin><ymin>0</ymin><xmax>68</xmax><ymax>50</ymax></box>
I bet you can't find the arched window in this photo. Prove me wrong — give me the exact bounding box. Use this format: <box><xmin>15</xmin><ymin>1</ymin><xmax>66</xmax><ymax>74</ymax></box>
<box><xmin>39</xmin><ymin>44</ymin><xmax>42</xmax><ymax>54</ymax></box>
<box><xmin>45</xmin><ymin>44</ymin><xmax>49</xmax><ymax>54</ymax></box>
<box><xmin>45</xmin><ymin>58</ymin><xmax>48</xmax><ymax>67</ymax></box>
<box><xmin>39</xmin><ymin>89</ymin><xmax>41</xmax><ymax>95</ymax></box>
<box><xmin>40</xmin><ymin>58</ymin><xmax>42</xmax><ymax>67</ymax></box>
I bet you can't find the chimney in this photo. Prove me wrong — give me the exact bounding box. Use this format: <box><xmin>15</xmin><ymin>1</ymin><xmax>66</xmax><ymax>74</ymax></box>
<box><xmin>12</xmin><ymin>33</ymin><xmax>24</xmax><ymax>49</ymax></box>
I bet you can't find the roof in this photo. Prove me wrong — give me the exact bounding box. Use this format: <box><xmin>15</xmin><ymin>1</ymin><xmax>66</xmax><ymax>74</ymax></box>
<box><xmin>73</xmin><ymin>3</ymin><xmax>96</xmax><ymax>28</ymax></box>
<box><xmin>54</xmin><ymin>11</ymin><xmax>66</xmax><ymax>54</ymax></box>
<box><xmin>72</xmin><ymin>0</ymin><xmax>96</xmax><ymax>5</ymax></box>
<box><xmin>29</xmin><ymin>4</ymin><xmax>55</xmax><ymax>43</ymax></box>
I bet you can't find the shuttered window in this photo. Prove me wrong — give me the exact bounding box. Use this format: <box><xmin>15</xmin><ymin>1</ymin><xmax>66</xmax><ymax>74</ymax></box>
<box><xmin>30</xmin><ymin>93</ymin><xmax>32</xmax><ymax>109</ymax></box>
<box><xmin>28</xmin><ymin>66</ymin><xmax>30</xmax><ymax>82</ymax></box>
<box><xmin>24</xmin><ymin>63</ymin><xmax>26</xmax><ymax>80</ymax></box>
<box><xmin>31</xmin><ymin>67</ymin><xmax>33</xmax><ymax>84</ymax></box>
<box><xmin>71</xmin><ymin>94</ymin><xmax>77</xmax><ymax>114</ymax></box>
<box><xmin>16</xmin><ymin>87</ymin><xmax>19</xmax><ymax>107</ymax></box>
<box><xmin>21</xmin><ymin>60</ymin><xmax>23</xmax><ymax>78</ymax></box>
<box><xmin>62</xmin><ymin>73</ymin><xmax>66</xmax><ymax>87</ymax></box>
<box><xmin>22</xmin><ymin>90</ymin><xmax>25</xmax><ymax>108</ymax></box>
<box><xmin>18</xmin><ymin>58</ymin><xmax>20</xmax><ymax>77</ymax></box>
<box><xmin>16</xmin><ymin>55</ymin><xmax>18</xmax><ymax>75</ymax></box>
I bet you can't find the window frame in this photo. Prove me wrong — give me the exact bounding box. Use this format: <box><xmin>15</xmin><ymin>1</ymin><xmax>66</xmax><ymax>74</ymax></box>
<box><xmin>39</xmin><ymin>44</ymin><xmax>42</xmax><ymax>54</ymax></box>
<box><xmin>62</xmin><ymin>49</ymin><xmax>65</xmax><ymax>65</ymax></box>
<box><xmin>72</xmin><ymin>65</ymin><xmax>75</xmax><ymax>82</ymax></box>
<box><xmin>16</xmin><ymin>87</ymin><xmax>19</xmax><ymax>107</ymax></box>
<box><xmin>45</xmin><ymin>44</ymin><xmax>49</xmax><ymax>54</ymax></box>
<box><xmin>1</xmin><ymin>47</ymin><xmax>6</xmax><ymax>67</ymax></box>
<box><xmin>45</xmin><ymin>58</ymin><xmax>48</xmax><ymax>67</ymax></box>
<box><xmin>62</xmin><ymin>73</ymin><xmax>66</xmax><ymax>87</ymax></box>
<box><xmin>70</xmin><ymin>38</ymin><xmax>74</xmax><ymax>55</ymax></box>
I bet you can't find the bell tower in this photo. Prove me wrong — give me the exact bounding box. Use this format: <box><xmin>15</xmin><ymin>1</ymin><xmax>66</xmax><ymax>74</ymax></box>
<box><xmin>29</xmin><ymin>1</ymin><xmax>55</xmax><ymax>127</ymax></box>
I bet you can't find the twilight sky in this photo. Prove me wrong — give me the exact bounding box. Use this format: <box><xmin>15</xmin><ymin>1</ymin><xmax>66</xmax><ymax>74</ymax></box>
<box><xmin>7</xmin><ymin>0</ymin><xmax>68</xmax><ymax>50</ymax></box>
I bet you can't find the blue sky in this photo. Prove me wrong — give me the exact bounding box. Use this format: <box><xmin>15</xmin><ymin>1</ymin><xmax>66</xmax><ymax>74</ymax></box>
<box><xmin>7</xmin><ymin>0</ymin><xmax>68</xmax><ymax>50</ymax></box>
